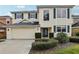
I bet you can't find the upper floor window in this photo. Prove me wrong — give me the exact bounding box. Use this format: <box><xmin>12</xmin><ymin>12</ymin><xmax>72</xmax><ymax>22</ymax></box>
<box><xmin>43</xmin><ymin>10</ymin><xmax>49</xmax><ymax>21</ymax></box>
<box><xmin>15</xmin><ymin>13</ymin><xmax>23</xmax><ymax>19</ymax></box>
<box><xmin>28</xmin><ymin>13</ymin><xmax>37</xmax><ymax>19</ymax></box>
<box><xmin>56</xmin><ymin>8</ymin><xmax>67</xmax><ymax>18</ymax></box>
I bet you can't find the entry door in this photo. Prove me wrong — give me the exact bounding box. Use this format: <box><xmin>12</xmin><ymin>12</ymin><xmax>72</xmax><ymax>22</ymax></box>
<box><xmin>41</xmin><ymin>28</ymin><xmax>48</xmax><ymax>37</ymax></box>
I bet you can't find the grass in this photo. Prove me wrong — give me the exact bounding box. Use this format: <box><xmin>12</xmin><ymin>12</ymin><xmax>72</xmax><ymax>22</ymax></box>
<box><xmin>29</xmin><ymin>43</ymin><xmax>79</xmax><ymax>54</ymax></box>
<box><xmin>51</xmin><ymin>44</ymin><xmax>79</xmax><ymax>54</ymax></box>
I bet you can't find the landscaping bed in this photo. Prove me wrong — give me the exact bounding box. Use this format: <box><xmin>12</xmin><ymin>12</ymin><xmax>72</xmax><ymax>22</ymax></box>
<box><xmin>32</xmin><ymin>39</ymin><xmax>58</xmax><ymax>50</ymax></box>
<box><xmin>70</xmin><ymin>36</ymin><xmax>79</xmax><ymax>43</ymax></box>
<box><xmin>29</xmin><ymin>42</ymin><xmax>76</xmax><ymax>54</ymax></box>
<box><xmin>29</xmin><ymin>33</ymin><xmax>79</xmax><ymax>54</ymax></box>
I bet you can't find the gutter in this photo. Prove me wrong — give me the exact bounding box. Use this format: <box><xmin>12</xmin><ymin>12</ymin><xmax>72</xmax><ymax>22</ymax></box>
<box><xmin>0</xmin><ymin>24</ymin><xmax>40</xmax><ymax>28</ymax></box>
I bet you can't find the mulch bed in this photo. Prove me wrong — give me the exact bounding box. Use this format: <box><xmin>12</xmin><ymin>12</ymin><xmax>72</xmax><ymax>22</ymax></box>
<box><xmin>29</xmin><ymin>42</ymin><xmax>77</xmax><ymax>54</ymax></box>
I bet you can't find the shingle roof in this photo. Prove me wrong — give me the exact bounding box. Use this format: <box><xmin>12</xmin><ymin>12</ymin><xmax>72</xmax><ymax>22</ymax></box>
<box><xmin>0</xmin><ymin>21</ymin><xmax>39</xmax><ymax>28</ymax></box>
<box><xmin>72</xmin><ymin>21</ymin><xmax>79</xmax><ymax>27</ymax></box>
<box><xmin>0</xmin><ymin>16</ymin><xmax>12</xmax><ymax>19</ymax></box>
<box><xmin>11</xmin><ymin>10</ymin><xmax>37</xmax><ymax>13</ymax></box>
<box><xmin>72</xmin><ymin>15</ymin><xmax>79</xmax><ymax>19</ymax></box>
<box><xmin>13</xmin><ymin>21</ymin><xmax>39</xmax><ymax>25</ymax></box>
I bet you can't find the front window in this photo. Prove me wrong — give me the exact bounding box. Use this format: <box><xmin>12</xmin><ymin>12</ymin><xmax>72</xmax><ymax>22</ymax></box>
<box><xmin>15</xmin><ymin>13</ymin><xmax>23</xmax><ymax>19</ymax></box>
<box><xmin>54</xmin><ymin>25</ymin><xmax>67</xmax><ymax>32</ymax></box>
<box><xmin>56</xmin><ymin>8</ymin><xmax>67</xmax><ymax>18</ymax></box>
<box><xmin>62</xmin><ymin>26</ymin><xmax>66</xmax><ymax>32</ymax></box>
<box><xmin>57</xmin><ymin>26</ymin><xmax>61</xmax><ymax>32</ymax></box>
<box><xmin>43</xmin><ymin>10</ymin><xmax>49</xmax><ymax>21</ymax></box>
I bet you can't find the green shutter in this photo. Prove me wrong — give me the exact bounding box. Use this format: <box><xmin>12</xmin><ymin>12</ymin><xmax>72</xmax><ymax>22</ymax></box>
<box><xmin>54</xmin><ymin>26</ymin><xmax>56</xmax><ymax>32</ymax></box>
<box><xmin>22</xmin><ymin>13</ymin><xmax>23</xmax><ymax>19</ymax></box>
<box><xmin>67</xmin><ymin>8</ymin><xmax>70</xmax><ymax>19</ymax></box>
<box><xmin>15</xmin><ymin>13</ymin><xmax>16</xmax><ymax>19</ymax></box>
<box><xmin>36</xmin><ymin>13</ymin><xmax>37</xmax><ymax>19</ymax></box>
<box><xmin>28</xmin><ymin>13</ymin><xmax>30</xmax><ymax>19</ymax></box>
<box><xmin>54</xmin><ymin>8</ymin><xmax>56</xmax><ymax>19</ymax></box>
<box><xmin>67</xmin><ymin>25</ymin><xmax>70</xmax><ymax>33</ymax></box>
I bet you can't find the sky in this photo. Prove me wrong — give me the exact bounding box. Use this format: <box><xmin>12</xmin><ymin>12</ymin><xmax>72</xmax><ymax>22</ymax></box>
<box><xmin>0</xmin><ymin>5</ymin><xmax>79</xmax><ymax>16</ymax></box>
<box><xmin>0</xmin><ymin>5</ymin><xmax>37</xmax><ymax>16</ymax></box>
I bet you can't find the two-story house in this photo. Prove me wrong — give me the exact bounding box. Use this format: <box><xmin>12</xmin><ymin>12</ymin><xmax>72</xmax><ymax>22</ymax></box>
<box><xmin>6</xmin><ymin>5</ymin><xmax>74</xmax><ymax>39</ymax></box>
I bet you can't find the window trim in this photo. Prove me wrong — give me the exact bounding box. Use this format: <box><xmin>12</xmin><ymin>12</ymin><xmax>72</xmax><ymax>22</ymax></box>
<box><xmin>56</xmin><ymin>8</ymin><xmax>67</xmax><ymax>18</ymax></box>
<box><xmin>67</xmin><ymin>25</ymin><xmax>70</xmax><ymax>33</ymax></box>
<box><xmin>28</xmin><ymin>12</ymin><xmax>37</xmax><ymax>19</ymax></box>
<box><xmin>54</xmin><ymin>25</ymin><xmax>67</xmax><ymax>33</ymax></box>
<box><xmin>15</xmin><ymin>13</ymin><xmax>23</xmax><ymax>19</ymax></box>
<box><xmin>53</xmin><ymin>8</ymin><xmax>56</xmax><ymax>19</ymax></box>
<box><xmin>43</xmin><ymin>10</ymin><xmax>49</xmax><ymax>21</ymax></box>
<box><xmin>67</xmin><ymin>8</ymin><xmax>70</xmax><ymax>19</ymax></box>
<box><xmin>41</xmin><ymin>28</ymin><xmax>48</xmax><ymax>37</ymax></box>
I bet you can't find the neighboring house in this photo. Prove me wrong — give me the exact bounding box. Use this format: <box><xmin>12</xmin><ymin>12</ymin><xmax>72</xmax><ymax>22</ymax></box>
<box><xmin>72</xmin><ymin>15</ymin><xmax>79</xmax><ymax>36</ymax></box>
<box><xmin>7</xmin><ymin>5</ymin><xmax>74</xmax><ymax>39</ymax></box>
<box><xmin>72</xmin><ymin>15</ymin><xmax>79</xmax><ymax>24</ymax></box>
<box><xmin>0</xmin><ymin>16</ymin><xmax>12</xmax><ymax>39</ymax></box>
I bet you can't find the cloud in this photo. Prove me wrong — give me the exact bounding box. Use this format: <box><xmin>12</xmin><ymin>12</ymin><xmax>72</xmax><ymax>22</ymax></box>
<box><xmin>16</xmin><ymin>5</ymin><xmax>26</xmax><ymax>9</ymax></box>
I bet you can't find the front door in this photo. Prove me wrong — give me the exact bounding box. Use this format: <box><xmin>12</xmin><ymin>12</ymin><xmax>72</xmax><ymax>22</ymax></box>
<box><xmin>41</xmin><ymin>28</ymin><xmax>48</xmax><ymax>37</ymax></box>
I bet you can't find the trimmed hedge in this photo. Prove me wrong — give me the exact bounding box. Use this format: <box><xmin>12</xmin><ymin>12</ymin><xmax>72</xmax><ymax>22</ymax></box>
<box><xmin>35</xmin><ymin>39</ymin><xmax>49</xmax><ymax>42</ymax></box>
<box><xmin>32</xmin><ymin>39</ymin><xmax>58</xmax><ymax>50</ymax></box>
<box><xmin>56</xmin><ymin>32</ymin><xmax>69</xmax><ymax>43</ymax></box>
<box><xmin>49</xmin><ymin>33</ymin><xmax>54</xmax><ymax>39</ymax></box>
<box><xmin>35</xmin><ymin>33</ymin><xmax>41</xmax><ymax>39</ymax></box>
<box><xmin>69</xmin><ymin>37</ymin><xmax>79</xmax><ymax>43</ymax></box>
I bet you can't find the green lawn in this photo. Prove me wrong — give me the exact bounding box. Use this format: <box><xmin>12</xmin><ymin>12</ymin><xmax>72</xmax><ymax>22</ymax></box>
<box><xmin>30</xmin><ymin>43</ymin><xmax>79</xmax><ymax>54</ymax></box>
<box><xmin>51</xmin><ymin>44</ymin><xmax>79</xmax><ymax>54</ymax></box>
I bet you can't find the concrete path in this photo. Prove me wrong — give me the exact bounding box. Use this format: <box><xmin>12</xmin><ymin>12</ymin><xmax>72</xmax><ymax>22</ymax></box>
<box><xmin>0</xmin><ymin>39</ymin><xmax>34</xmax><ymax>54</ymax></box>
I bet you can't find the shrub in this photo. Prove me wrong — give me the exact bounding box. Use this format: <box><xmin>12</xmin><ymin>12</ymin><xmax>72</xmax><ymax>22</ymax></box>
<box><xmin>35</xmin><ymin>33</ymin><xmax>41</xmax><ymax>39</ymax></box>
<box><xmin>32</xmin><ymin>39</ymin><xmax>58</xmax><ymax>50</ymax></box>
<box><xmin>76</xmin><ymin>32</ymin><xmax>79</xmax><ymax>36</ymax></box>
<box><xmin>69</xmin><ymin>37</ymin><xmax>79</xmax><ymax>43</ymax></box>
<box><xmin>35</xmin><ymin>39</ymin><xmax>49</xmax><ymax>42</ymax></box>
<box><xmin>49</xmin><ymin>33</ymin><xmax>54</xmax><ymax>39</ymax></box>
<box><xmin>56</xmin><ymin>32</ymin><xmax>69</xmax><ymax>43</ymax></box>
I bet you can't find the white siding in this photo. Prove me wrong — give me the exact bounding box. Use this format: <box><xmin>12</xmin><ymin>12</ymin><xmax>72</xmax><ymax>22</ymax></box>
<box><xmin>6</xmin><ymin>28</ymin><xmax>12</xmax><ymax>39</ymax></box>
<box><xmin>38</xmin><ymin>7</ymin><xmax>73</xmax><ymax>37</ymax></box>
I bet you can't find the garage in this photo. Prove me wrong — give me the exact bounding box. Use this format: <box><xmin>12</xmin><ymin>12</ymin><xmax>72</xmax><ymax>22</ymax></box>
<box><xmin>11</xmin><ymin>27</ymin><xmax>36</xmax><ymax>39</ymax></box>
<box><xmin>6</xmin><ymin>22</ymin><xmax>39</xmax><ymax>39</ymax></box>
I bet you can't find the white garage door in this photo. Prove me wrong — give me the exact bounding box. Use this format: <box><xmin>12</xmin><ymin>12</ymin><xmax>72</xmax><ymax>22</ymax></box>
<box><xmin>12</xmin><ymin>28</ymin><xmax>36</xmax><ymax>39</ymax></box>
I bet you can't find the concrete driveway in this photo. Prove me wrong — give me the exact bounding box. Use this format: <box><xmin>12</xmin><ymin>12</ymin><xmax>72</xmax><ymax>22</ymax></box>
<box><xmin>0</xmin><ymin>39</ymin><xmax>34</xmax><ymax>54</ymax></box>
